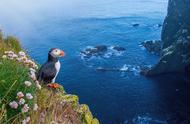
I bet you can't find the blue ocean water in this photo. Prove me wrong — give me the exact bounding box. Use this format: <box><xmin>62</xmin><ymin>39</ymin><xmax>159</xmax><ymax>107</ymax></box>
<box><xmin>1</xmin><ymin>0</ymin><xmax>190</xmax><ymax>124</ymax></box>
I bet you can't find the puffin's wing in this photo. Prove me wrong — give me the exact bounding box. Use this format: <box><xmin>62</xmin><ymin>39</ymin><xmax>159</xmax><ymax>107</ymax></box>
<box><xmin>37</xmin><ymin>62</ymin><xmax>57</xmax><ymax>83</ymax></box>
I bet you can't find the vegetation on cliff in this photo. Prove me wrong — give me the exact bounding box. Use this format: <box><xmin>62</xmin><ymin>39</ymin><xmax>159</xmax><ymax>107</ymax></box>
<box><xmin>0</xmin><ymin>31</ymin><xmax>99</xmax><ymax>124</ymax></box>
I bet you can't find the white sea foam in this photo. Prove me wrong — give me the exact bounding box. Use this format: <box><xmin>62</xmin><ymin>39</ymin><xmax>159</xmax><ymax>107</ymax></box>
<box><xmin>120</xmin><ymin>64</ymin><xmax>141</xmax><ymax>75</ymax></box>
<box><xmin>120</xmin><ymin>64</ymin><xmax>129</xmax><ymax>71</ymax></box>
<box><xmin>131</xmin><ymin>115</ymin><xmax>168</xmax><ymax>124</ymax></box>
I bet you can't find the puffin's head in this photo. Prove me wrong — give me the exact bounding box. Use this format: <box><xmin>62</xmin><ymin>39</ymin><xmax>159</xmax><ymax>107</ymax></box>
<box><xmin>49</xmin><ymin>48</ymin><xmax>65</xmax><ymax>58</ymax></box>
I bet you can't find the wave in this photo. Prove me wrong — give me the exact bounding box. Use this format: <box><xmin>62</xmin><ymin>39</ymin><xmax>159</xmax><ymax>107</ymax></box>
<box><xmin>96</xmin><ymin>64</ymin><xmax>141</xmax><ymax>76</ymax></box>
<box><xmin>124</xmin><ymin>115</ymin><xmax>167</xmax><ymax>124</ymax></box>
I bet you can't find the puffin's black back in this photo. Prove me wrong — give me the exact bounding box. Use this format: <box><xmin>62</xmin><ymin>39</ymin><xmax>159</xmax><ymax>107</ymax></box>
<box><xmin>37</xmin><ymin>51</ymin><xmax>58</xmax><ymax>84</ymax></box>
<box><xmin>37</xmin><ymin>62</ymin><xmax>57</xmax><ymax>84</ymax></box>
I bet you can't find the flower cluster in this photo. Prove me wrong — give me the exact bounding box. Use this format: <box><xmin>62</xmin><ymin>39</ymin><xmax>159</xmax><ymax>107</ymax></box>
<box><xmin>9</xmin><ymin>89</ymin><xmax>38</xmax><ymax>123</ymax></box>
<box><xmin>2</xmin><ymin>51</ymin><xmax>38</xmax><ymax>69</ymax></box>
<box><xmin>29</xmin><ymin>67</ymin><xmax>37</xmax><ymax>81</ymax></box>
<box><xmin>2</xmin><ymin>51</ymin><xmax>42</xmax><ymax>90</ymax></box>
<box><xmin>28</xmin><ymin>67</ymin><xmax>41</xmax><ymax>90</ymax></box>
<box><xmin>4</xmin><ymin>51</ymin><xmax>41</xmax><ymax>124</ymax></box>
<box><xmin>9</xmin><ymin>91</ymin><xmax>36</xmax><ymax>110</ymax></box>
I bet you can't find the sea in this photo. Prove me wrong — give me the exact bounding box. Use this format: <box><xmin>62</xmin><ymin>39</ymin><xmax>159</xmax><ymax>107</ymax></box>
<box><xmin>1</xmin><ymin>0</ymin><xmax>190</xmax><ymax>123</ymax></box>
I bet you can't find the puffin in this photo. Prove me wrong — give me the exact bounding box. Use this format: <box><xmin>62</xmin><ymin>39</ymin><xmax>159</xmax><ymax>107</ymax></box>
<box><xmin>37</xmin><ymin>48</ymin><xmax>65</xmax><ymax>84</ymax></box>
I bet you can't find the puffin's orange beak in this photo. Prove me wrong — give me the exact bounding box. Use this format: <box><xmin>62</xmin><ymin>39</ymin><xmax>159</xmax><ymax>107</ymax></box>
<box><xmin>60</xmin><ymin>50</ymin><xmax>65</xmax><ymax>57</ymax></box>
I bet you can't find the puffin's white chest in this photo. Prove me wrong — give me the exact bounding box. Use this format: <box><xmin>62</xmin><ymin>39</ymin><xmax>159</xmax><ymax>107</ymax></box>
<box><xmin>52</xmin><ymin>61</ymin><xmax>61</xmax><ymax>83</ymax></box>
<box><xmin>55</xmin><ymin>61</ymin><xmax>61</xmax><ymax>72</ymax></box>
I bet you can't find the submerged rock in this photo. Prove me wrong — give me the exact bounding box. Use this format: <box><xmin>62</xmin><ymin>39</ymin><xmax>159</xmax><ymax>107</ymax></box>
<box><xmin>157</xmin><ymin>24</ymin><xmax>162</xmax><ymax>27</ymax></box>
<box><xmin>132</xmin><ymin>23</ymin><xmax>140</xmax><ymax>27</ymax></box>
<box><xmin>146</xmin><ymin>0</ymin><xmax>190</xmax><ymax>75</ymax></box>
<box><xmin>140</xmin><ymin>40</ymin><xmax>162</xmax><ymax>55</ymax></box>
<box><xmin>95</xmin><ymin>45</ymin><xmax>107</xmax><ymax>52</ymax></box>
<box><xmin>113</xmin><ymin>46</ymin><xmax>126</xmax><ymax>51</ymax></box>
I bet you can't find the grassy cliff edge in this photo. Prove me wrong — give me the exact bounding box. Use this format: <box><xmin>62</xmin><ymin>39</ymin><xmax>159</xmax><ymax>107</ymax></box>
<box><xmin>0</xmin><ymin>31</ymin><xmax>99</xmax><ymax>124</ymax></box>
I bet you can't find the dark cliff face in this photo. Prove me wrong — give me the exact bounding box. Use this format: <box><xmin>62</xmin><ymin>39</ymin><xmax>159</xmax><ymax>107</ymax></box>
<box><xmin>147</xmin><ymin>0</ymin><xmax>190</xmax><ymax>75</ymax></box>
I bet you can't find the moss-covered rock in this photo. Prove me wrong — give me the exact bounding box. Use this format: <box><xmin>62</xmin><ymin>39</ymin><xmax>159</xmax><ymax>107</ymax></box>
<box><xmin>76</xmin><ymin>104</ymin><xmax>99</xmax><ymax>124</ymax></box>
<box><xmin>92</xmin><ymin>118</ymin><xmax>100</xmax><ymax>124</ymax></box>
<box><xmin>84</xmin><ymin>111</ymin><xmax>93</xmax><ymax>124</ymax></box>
<box><xmin>76</xmin><ymin>104</ymin><xmax>90</xmax><ymax>114</ymax></box>
<box><xmin>61</xmin><ymin>94</ymin><xmax>79</xmax><ymax>107</ymax></box>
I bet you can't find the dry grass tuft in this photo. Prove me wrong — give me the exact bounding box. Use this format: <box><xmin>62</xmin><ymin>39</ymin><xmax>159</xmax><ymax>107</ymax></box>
<box><xmin>31</xmin><ymin>88</ymin><xmax>81</xmax><ymax>124</ymax></box>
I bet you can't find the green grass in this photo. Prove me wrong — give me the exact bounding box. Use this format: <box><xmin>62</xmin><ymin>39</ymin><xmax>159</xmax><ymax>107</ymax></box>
<box><xmin>0</xmin><ymin>31</ymin><xmax>22</xmax><ymax>55</ymax></box>
<box><xmin>0</xmin><ymin>59</ymin><xmax>36</xmax><ymax>120</ymax></box>
<box><xmin>0</xmin><ymin>31</ymin><xmax>36</xmax><ymax>123</ymax></box>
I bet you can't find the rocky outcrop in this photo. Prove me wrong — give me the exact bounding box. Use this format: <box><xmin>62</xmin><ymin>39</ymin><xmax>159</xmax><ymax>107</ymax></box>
<box><xmin>80</xmin><ymin>45</ymin><xmax>126</xmax><ymax>59</ymax></box>
<box><xmin>140</xmin><ymin>40</ymin><xmax>162</xmax><ymax>55</ymax></box>
<box><xmin>146</xmin><ymin>0</ymin><xmax>190</xmax><ymax>75</ymax></box>
<box><xmin>80</xmin><ymin>45</ymin><xmax>108</xmax><ymax>58</ymax></box>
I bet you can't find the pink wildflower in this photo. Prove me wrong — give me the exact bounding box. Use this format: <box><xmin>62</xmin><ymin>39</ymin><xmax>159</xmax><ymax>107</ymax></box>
<box><xmin>9</xmin><ymin>101</ymin><xmax>18</xmax><ymax>109</ymax></box>
<box><xmin>26</xmin><ymin>93</ymin><xmax>33</xmax><ymax>100</ymax></box>
<box><xmin>17</xmin><ymin>91</ymin><xmax>24</xmax><ymax>98</ymax></box>
<box><xmin>22</xmin><ymin>104</ymin><xmax>29</xmax><ymax>113</ymax></box>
